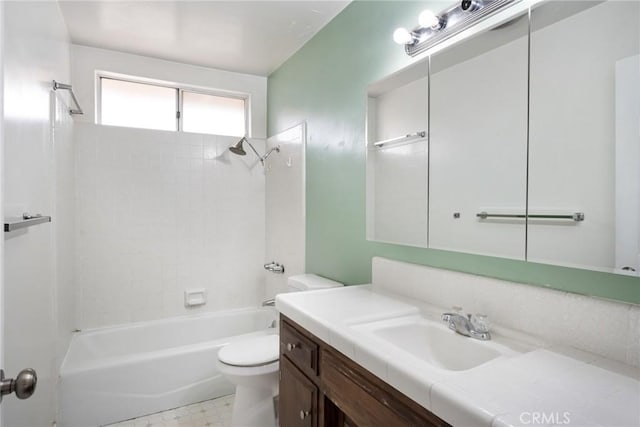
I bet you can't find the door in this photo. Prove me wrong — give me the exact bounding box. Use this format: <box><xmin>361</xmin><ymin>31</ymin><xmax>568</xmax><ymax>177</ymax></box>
<box><xmin>0</xmin><ymin>2</ymin><xmax>5</xmax><ymax>422</ymax></box>
<box><xmin>1</xmin><ymin>2</ymin><xmax>58</xmax><ymax>425</ymax></box>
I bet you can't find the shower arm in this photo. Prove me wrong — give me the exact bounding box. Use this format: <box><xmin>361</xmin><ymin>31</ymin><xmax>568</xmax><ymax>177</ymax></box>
<box><xmin>261</xmin><ymin>146</ymin><xmax>280</xmax><ymax>163</ymax></box>
<box><xmin>242</xmin><ymin>138</ymin><xmax>264</xmax><ymax>163</ymax></box>
<box><xmin>244</xmin><ymin>138</ymin><xmax>280</xmax><ymax>165</ymax></box>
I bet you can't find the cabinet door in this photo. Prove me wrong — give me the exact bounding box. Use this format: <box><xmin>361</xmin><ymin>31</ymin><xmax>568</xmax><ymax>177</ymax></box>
<box><xmin>280</xmin><ymin>356</ymin><xmax>318</xmax><ymax>427</ymax></box>
<box><xmin>321</xmin><ymin>348</ymin><xmax>449</xmax><ymax>427</ymax></box>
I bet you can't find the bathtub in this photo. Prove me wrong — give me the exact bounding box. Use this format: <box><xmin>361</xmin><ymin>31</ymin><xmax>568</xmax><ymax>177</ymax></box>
<box><xmin>60</xmin><ymin>307</ymin><xmax>277</xmax><ymax>427</ymax></box>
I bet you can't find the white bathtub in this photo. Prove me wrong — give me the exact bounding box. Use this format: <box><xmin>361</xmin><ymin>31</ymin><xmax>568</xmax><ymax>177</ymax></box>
<box><xmin>60</xmin><ymin>307</ymin><xmax>277</xmax><ymax>427</ymax></box>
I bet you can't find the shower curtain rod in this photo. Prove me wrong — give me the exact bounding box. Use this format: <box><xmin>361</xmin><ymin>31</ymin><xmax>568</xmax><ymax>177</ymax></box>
<box><xmin>52</xmin><ymin>80</ymin><xmax>83</xmax><ymax>115</ymax></box>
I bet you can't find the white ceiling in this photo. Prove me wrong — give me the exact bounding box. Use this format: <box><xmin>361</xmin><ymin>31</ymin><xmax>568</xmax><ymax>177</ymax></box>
<box><xmin>58</xmin><ymin>1</ymin><xmax>349</xmax><ymax>76</ymax></box>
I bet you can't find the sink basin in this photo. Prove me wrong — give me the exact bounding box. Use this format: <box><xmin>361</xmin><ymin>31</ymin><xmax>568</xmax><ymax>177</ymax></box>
<box><xmin>351</xmin><ymin>315</ymin><xmax>521</xmax><ymax>372</ymax></box>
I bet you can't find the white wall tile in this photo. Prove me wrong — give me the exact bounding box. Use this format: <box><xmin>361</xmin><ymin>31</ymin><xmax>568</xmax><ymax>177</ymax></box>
<box><xmin>265</xmin><ymin>124</ymin><xmax>306</xmax><ymax>299</ymax></box>
<box><xmin>75</xmin><ymin>123</ymin><xmax>265</xmax><ymax>329</ymax></box>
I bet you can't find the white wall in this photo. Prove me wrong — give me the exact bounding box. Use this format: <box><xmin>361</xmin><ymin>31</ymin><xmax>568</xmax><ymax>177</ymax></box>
<box><xmin>75</xmin><ymin>123</ymin><xmax>265</xmax><ymax>329</ymax></box>
<box><xmin>2</xmin><ymin>1</ymin><xmax>74</xmax><ymax>425</ymax></box>
<box><xmin>71</xmin><ymin>45</ymin><xmax>267</xmax><ymax>138</ymax></box>
<box><xmin>265</xmin><ymin>124</ymin><xmax>306</xmax><ymax>298</ymax></box>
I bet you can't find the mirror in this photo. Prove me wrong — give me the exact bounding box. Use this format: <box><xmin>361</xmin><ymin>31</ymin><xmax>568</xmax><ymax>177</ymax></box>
<box><xmin>366</xmin><ymin>61</ymin><xmax>429</xmax><ymax>247</ymax></box>
<box><xmin>527</xmin><ymin>0</ymin><xmax>640</xmax><ymax>274</ymax></box>
<box><xmin>366</xmin><ymin>0</ymin><xmax>640</xmax><ymax>276</ymax></box>
<box><xmin>429</xmin><ymin>12</ymin><xmax>529</xmax><ymax>259</ymax></box>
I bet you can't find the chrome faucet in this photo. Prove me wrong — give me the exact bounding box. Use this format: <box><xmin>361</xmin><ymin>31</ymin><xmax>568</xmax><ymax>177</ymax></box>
<box><xmin>441</xmin><ymin>310</ymin><xmax>491</xmax><ymax>341</ymax></box>
<box><xmin>264</xmin><ymin>261</ymin><xmax>285</xmax><ymax>274</ymax></box>
<box><xmin>260</xmin><ymin>299</ymin><xmax>277</xmax><ymax>328</ymax></box>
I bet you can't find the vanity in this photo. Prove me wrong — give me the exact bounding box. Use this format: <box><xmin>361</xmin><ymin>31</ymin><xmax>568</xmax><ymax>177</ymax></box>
<box><xmin>276</xmin><ymin>258</ymin><xmax>640</xmax><ymax>427</ymax></box>
<box><xmin>280</xmin><ymin>315</ymin><xmax>450</xmax><ymax>427</ymax></box>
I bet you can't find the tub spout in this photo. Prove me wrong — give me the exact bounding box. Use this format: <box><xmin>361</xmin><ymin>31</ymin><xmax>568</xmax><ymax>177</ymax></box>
<box><xmin>262</xmin><ymin>298</ymin><xmax>275</xmax><ymax>307</ymax></box>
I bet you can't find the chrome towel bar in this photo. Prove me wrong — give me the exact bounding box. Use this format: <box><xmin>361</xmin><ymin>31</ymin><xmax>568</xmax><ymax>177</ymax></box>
<box><xmin>52</xmin><ymin>80</ymin><xmax>83</xmax><ymax>115</ymax></box>
<box><xmin>4</xmin><ymin>213</ymin><xmax>52</xmax><ymax>232</ymax></box>
<box><xmin>373</xmin><ymin>131</ymin><xmax>427</xmax><ymax>147</ymax></box>
<box><xmin>476</xmin><ymin>212</ymin><xmax>585</xmax><ymax>222</ymax></box>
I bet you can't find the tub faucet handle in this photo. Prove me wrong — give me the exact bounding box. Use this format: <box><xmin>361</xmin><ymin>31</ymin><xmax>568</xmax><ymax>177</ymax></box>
<box><xmin>264</xmin><ymin>262</ymin><xmax>285</xmax><ymax>274</ymax></box>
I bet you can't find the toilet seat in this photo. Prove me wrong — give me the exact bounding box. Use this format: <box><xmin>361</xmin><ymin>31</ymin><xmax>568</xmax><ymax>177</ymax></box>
<box><xmin>218</xmin><ymin>334</ymin><xmax>279</xmax><ymax>367</ymax></box>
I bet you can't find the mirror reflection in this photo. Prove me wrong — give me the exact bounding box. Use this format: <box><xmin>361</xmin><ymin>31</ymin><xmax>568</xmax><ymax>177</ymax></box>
<box><xmin>528</xmin><ymin>1</ymin><xmax>640</xmax><ymax>273</ymax></box>
<box><xmin>366</xmin><ymin>61</ymin><xmax>429</xmax><ymax>247</ymax></box>
<box><xmin>429</xmin><ymin>12</ymin><xmax>529</xmax><ymax>259</ymax></box>
<box><xmin>365</xmin><ymin>0</ymin><xmax>639</xmax><ymax>276</ymax></box>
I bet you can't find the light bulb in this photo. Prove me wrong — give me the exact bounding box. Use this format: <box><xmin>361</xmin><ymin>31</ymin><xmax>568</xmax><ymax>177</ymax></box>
<box><xmin>418</xmin><ymin>9</ymin><xmax>440</xmax><ymax>29</ymax></box>
<box><xmin>393</xmin><ymin>27</ymin><xmax>414</xmax><ymax>45</ymax></box>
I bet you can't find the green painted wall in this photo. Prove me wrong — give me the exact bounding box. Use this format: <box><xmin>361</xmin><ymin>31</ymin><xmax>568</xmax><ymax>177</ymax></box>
<box><xmin>267</xmin><ymin>1</ymin><xmax>640</xmax><ymax>304</ymax></box>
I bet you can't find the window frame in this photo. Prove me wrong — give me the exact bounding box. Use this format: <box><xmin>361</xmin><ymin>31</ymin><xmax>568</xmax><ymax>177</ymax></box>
<box><xmin>95</xmin><ymin>71</ymin><xmax>250</xmax><ymax>137</ymax></box>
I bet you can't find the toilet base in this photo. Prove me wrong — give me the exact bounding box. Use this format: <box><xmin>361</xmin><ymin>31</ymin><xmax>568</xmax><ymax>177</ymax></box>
<box><xmin>231</xmin><ymin>384</ymin><xmax>278</xmax><ymax>427</ymax></box>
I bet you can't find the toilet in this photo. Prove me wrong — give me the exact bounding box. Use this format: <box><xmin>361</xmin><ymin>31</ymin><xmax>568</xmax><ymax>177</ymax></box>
<box><xmin>217</xmin><ymin>274</ymin><xmax>343</xmax><ymax>427</ymax></box>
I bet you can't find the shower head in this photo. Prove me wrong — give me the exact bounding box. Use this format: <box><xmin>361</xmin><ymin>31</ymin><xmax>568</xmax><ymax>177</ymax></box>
<box><xmin>229</xmin><ymin>137</ymin><xmax>248</xmax><ymax>156</ymax></box>
<box><xmin>228</xmin><ymin>136</ymin><xmax>280</xmax><ymax>166</ymax></box>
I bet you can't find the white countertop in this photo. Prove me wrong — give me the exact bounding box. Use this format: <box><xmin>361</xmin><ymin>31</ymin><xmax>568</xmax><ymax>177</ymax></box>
<box><xmin>276</xmin><ymin>285</ymin><xmax>640</xmax><ymax>427</ymax></box>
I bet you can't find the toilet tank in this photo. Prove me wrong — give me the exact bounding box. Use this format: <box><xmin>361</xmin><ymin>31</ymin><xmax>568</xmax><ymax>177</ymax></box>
<box><xmin>287</xmin><ymin>274</ymin><xmax>343</xmax><ymax>292</ymax></box>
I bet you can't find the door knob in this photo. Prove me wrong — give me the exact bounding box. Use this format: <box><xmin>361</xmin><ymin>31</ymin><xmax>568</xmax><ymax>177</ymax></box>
<box><xmin>0</xmin><ymin>368</ymin><xmax>37</xmax><ymax>402</ymax></box>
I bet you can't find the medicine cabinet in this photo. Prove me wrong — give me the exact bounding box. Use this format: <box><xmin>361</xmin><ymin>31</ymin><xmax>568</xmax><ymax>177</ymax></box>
<box><xmin>366</xmin><ymin>0</ymin><xmax>640</xmax><ymax>275</ymax></box>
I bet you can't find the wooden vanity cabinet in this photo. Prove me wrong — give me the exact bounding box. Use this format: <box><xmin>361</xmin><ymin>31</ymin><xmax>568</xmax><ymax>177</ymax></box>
<box><xmin>280</xmin><ymin>356</ymin><xmax>318</xmax><ymax>427</ymax></box>
<box><xmin>279</xmin><ymin>316</ymin><xmax>451</xmax><ymax>427</ymax></box>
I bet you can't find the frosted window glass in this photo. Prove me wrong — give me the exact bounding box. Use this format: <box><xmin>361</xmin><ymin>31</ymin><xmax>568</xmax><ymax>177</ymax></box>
<box><xmin>182</xmin><ymin>91</ymin><xmax>245</xmax><ymax>136</ymax></box>
<box><xmin>101</xmin><ymin>78</ymin><xmax>176</xmax><ymax>131</ymax></box>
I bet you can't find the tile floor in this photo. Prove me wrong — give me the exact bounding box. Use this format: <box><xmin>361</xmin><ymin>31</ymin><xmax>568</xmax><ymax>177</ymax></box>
<box><xmin>105</xmin><ymin>394</ymin><xmax>234</xmax><ymax>427</ymax></box>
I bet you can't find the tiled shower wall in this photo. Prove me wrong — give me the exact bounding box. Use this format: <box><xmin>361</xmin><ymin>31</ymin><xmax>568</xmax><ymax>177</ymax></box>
<box><xmin>75</xmin><ymin>123</ymin><xmax>265</xmax><ymax>329</ymax></box>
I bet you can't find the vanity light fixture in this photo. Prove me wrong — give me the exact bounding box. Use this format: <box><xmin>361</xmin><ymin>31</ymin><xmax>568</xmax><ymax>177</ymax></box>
<box><xmin>394</xmin><ymin>0</ymin><xmax>519</xmax><ymax>57</ymax></box>
<box><xmin>418</xmin><ymin>10</ymin><xmax>443</xmax><ymax>30</ymax></box>
<box><xmin>392</xmin><ymin>27</ymin><xmax>416</xmax><ymax>45</ymax></box>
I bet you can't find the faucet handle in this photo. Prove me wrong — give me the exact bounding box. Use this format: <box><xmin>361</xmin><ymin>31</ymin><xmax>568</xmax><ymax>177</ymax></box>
<box><xmin>442</xmin><ymin>306</ymin><xmax>463</xmax><ymax>322</ymax></box>
<box><xmin>470</xmin><ymin>314</ymin><xmax>490</xmax><ymax>333</ymax></box>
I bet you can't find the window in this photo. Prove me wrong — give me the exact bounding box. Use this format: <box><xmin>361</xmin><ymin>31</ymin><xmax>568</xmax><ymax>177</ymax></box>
<box><xmin>99</xmin><ymin>76</ymin><xmax>247</xmax><ymax>137</ymax></box>
<box><xmin>182</xmin><ymin>91</ymin><xmax>245</xmax><ymax>136</ymax></box>
<box><xmin>101</xmin><ymin>78</ymin><xmax>177</xmax><ymax>131</ymax></box>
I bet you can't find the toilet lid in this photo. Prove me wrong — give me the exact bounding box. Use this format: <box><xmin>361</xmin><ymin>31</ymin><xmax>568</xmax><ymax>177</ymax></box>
<box><xmin>218</xmin><ymin>335</ymin><xmax>280</xmax><ymax>367</ymax></box>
